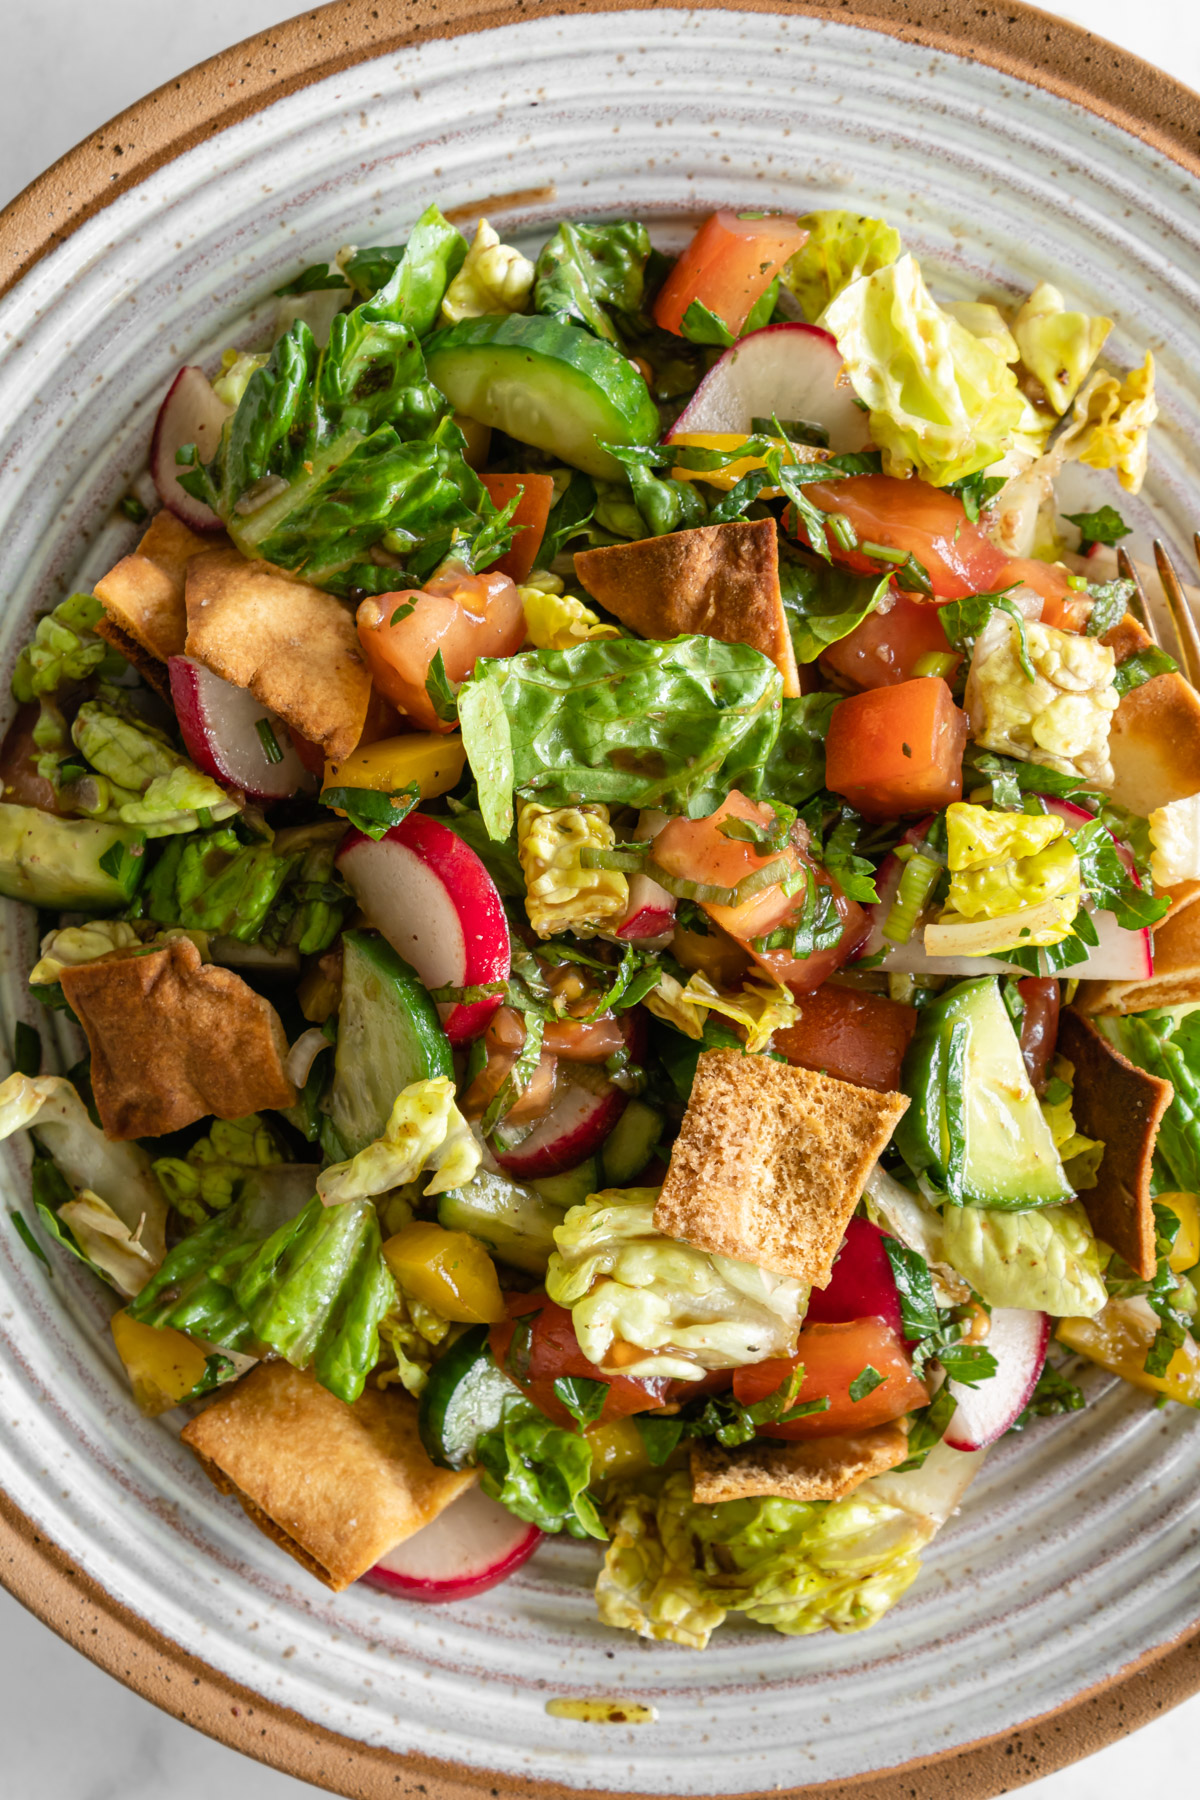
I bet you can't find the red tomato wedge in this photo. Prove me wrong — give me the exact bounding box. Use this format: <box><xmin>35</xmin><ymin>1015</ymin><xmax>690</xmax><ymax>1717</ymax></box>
<box><xmin>1017</xmin><ymin>976</ymin><xmax>1061</xmax><ymax>1094</ymax></box>
<box><xmin>654</xmin><ymin>210</ymin><xmax>808</xmax><ymax>339</ymax></box>
<box><xmin>773</xmin><ymin>984</ymin><xmax>916</xmax><ymax>1092</ymax></box>
<box><xmin>480</xmin><ymin>471</ymin><xmax>556</xmax><ymax>584</ymax></box>
<box><xmin>804</xmin><ymin>1218</ymin><xmax>907</xmax><ymax>1345</ymax></box>
<box><xmin>733</xmin><ymin>1318</ymin><xmax>929</xmax><ymax>1438</ymax></box>
<box><xmin>356</xmin><ymin>567</ymin><xmax>525</xmax><ymax>732</ymax></box>
<box><xmin>825</xmin><ymin>677</ymin><xmax>967</xmax><ymax>820</ymax></box>
<box><xmin>490</xmin><ymin>1293</ymin><xmax>669</xmax><ymax>1429</ymax></box>
<box><xmin>821</xmin><ymin>589</ymin><xmax>961</xmax><ymax>691</ymax></box>
<box><xmin>0</xmin><ymin>704</ymin><xmax>64</xmax><ymax>813</ymax></box>
<box><xmin>796</xmin><ymin>474</ymin><xmax>1088</xmax><ymax>631</ymax></box>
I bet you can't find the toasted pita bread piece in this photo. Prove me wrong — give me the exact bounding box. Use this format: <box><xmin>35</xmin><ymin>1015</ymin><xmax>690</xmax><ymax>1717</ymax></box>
<box><xmin>573</xmin><ymin>517</ymin><xmax>800</xmax><ymax>696</ymax></box>
<box><xmin>93</xmin><ymin>511</ymin><xmax>220</xmax><ymax>664</ymax></box>
<box><xmin>1106</xmin><ymin>668</ymin><xmax>1200</xmax><ymax>814</ymax></box>
<box><xmin>653</xmin><ymin>1049</ymin><xmax>908</xmax><ymax>1283</ymax></box>
<box><xmin>1077</xmin><ymin>885</ymin><xmax>1200</xmax><ymax>1014</ymax></box>
<box><xmin>1057</xmin><ymin>1009</ymin><xmax>1173</xmax><ymax>1280</ymax></box>
<box><xmin>690</xmin><ymin>1421</ymin><xmax>909</xmax><ymax>1505</ymax></box>
<box><xmin>91</xmin><ymin>613</ymin><xmax>173</xmax><ymax>700</ymax></box>
<box><xmin>1100</xmin><ymin>609</ymin><xmax>1154</xmax><ymax>667</ymax></box>
<box><xmin>185</xmin><ymin>547</ymin><xmax>370</xmax><ymax>762</ymax></box>
<box><xmin>59</xmin><ymin>936</ymin><xmax>295</xmax><ymax>1140</ymax></box>
<box><xmin>181</xmin><ymin>1361</ymin><xmax>476</xmax><ymax>1590</ymax></box>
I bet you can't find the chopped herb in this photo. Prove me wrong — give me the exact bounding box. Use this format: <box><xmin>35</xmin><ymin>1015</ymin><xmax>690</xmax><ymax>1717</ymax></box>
<box><xmin>13</xmin><ymin>1021</ymin><xmax>41</xmax><ymax>1078</ymax></box>
<box><xmin>10</xmin><ymin>1210</ymin><xmax>52</xmax><ymax>1275</ymax></box>
<box><xmin>425</xmin><ymin>649</ymin><xmax>460</xmax><ymax>724</ymax></box>
<box><xmin>1113</xmin><ymin>646</ymin><xmax>1178</xmax><ymax>696</ymax></box>
<box><xmin>1063</xmin><ymin>505</ymin><xmax>1130</xmax><ymax>550</ymax></box>
<box><xmin>118</xmin><ymin>493</ymin><xmax>149</xmax><ymax>523</ymax></box>
<box><xmin>945</xmin><ymin>472</ymin><xmax>1007</xmax><ymax>523</ymax></box>
<box><xmin>849</xmin><ymin>1365</ymin><xmax>886</xmax><ymax>1402</ymax></box>
<box><xmin>553</xmin><ymin>1375</ymin><xmax>610</xmax><ymax>1429</ymax></box>
<box><xmin>255</xmin><ymin>718</ymin><xmax>284</xmax><ymax>764</ymax></box>
<box><xmin>318</xmin><ymin>783</ymin><xmax>421</xmax><ymax>839</ymax></box>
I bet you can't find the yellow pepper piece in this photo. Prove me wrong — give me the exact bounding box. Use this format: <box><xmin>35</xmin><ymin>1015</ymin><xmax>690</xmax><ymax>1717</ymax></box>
<box><xmin>322</xmin><ymin>733</ymin><xmax>466</xmax><ymax>804</ymax></box>
<box><xmin>111</xmin><ymin>1309</ymin><xmax>211</xmax><ymax>1416</ymax></box>
<box><xmin>586</xmin><ymin>1417</ymin><xmax>654</xmax><ymax>1483</ymax></box>
<box><xmin>382</xmin><ymin>1220</ymin><xmax>506</xmax><ymax>1324</ymax></box>
<box><xmin>667</xmin><ymin>431</ymin><xmax>789</xmax><ymax>494</ymax></box>
<box><xmin>1158</xmin><ymin>1192</ymin><xmax>1200</xmax><ymax>1272</ymax></box>
<box><xmin>1058</xmin><ymin>1297</ymin><xmax>1200</xmax><ymax>1404</ymax></box>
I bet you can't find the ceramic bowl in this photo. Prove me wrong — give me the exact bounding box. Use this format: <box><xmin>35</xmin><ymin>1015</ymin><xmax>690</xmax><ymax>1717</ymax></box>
<box><xmin>2</xmin><ymin>4</ymin><xmax>1200</xmax><ymax>1796</ymax></box>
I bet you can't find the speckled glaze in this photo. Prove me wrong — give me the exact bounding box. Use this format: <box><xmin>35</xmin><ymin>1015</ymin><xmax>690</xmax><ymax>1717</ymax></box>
<box><xmin>3</xmin><ymin>4</ymin><xmax>1200</xmax><ymax>1797</ymax></box>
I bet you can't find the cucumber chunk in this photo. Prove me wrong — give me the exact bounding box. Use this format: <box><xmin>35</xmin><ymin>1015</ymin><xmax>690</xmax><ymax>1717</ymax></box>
<box><xmin>418</xmin><ymin>1323</ymin><xmax>520</xmax><ymax>1469</ymax></box>
<box><xmin>0</xmin><ymin>804</ymin><xmax>145</xmax><ymax>911</ymax></box>
<box><xmin>600</xmin><ymin>1098</ymin><xmax>663</xmax><ymax>1186</ymax></box>
<box><xmin>329</xmin><ymin>929</ymin><xmax>452</xmax><ymax>1156</ymax></box>
<box><xmin>896</xmin><ymin>976</ymin><xmax>1071</xmax><ymax>1210</ymax></box>
<box><xmin>529</xmin><ymin>1156</ymin><xmax>600</xmax><ymax>1211</ymax></box>
<box><xmin>438</xmin><ymin>1169</ymin><xmax>565</xmax><ymax>1274</ymax></box>
<box><xmin>424</xmin><ymin>314</ymin><xmax>659</xmax><ymax>479</ymax></box>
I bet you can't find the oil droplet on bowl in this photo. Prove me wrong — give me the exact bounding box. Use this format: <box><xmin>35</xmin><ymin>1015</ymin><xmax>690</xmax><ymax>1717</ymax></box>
<box><xmin>545</xmin><ymin>1697</ymin><xmax>658</xmax><ymax>1724</ymax></box>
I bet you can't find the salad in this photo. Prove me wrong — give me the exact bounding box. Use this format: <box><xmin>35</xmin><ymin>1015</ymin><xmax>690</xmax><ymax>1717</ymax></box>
<box><xmin>2</xmin><ymin>199</ymin><xmax>1199</xmax><ymax>1647</ymax></box>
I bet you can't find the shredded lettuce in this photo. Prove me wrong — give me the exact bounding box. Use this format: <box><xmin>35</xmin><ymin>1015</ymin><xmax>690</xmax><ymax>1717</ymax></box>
<box><xmin>781</xmin><ymin>211</ymin><xmax>902</xmax><ymax>322</ymax></box>
<box><xmin>534</xmin><ymin>220</ymin><xmax>651</xmax><ymax>342</ymax></box>
<box><xmin>1011</xmin><ymin>283</ymin><xmax>1111</xmax><ymax>417</ymax></box>
<box><xmin>69</xmin><ymin>701</ymin><xmax>241</xmax><ymax>837</ymax></box>
<box><xmin>1057</xmin><ymin>354</ymin><xmax>1157</xmax><ymax>494</ymax></box>
<box><xmin>477</xmin><ymin>1395</ymin><xmax>605</xmax><ymax>1538</ymax></box>
<box><xmin>152</xmin><ymin>1115</ymin><xmax>284</xmax><ymax>1223</ymax></box>
<box><xmin>11</xmin><ymin>594</ymin><xmax>120</xmax><ymax>704</ymax></box>
<box><xmin>440</xmin><ymin>219</ymin><xmax>535</xmax><ymax>324</ymax></box>
<box><xmin>940</xmin><ymin>1201</ymin><xmax>1107</xmax><ymax>1316</ymax></box>
<box><xmin>316</xmin><ymin>1077</ymin><xmax>480</xmax><ymax>1205</ymax></box>
<box><xmin>643</xmin><ymin>968</ymin><xmax>799</xmax><ymax>1055</ymax></box>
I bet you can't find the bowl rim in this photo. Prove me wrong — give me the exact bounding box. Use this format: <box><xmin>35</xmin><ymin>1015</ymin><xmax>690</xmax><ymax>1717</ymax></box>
<box><xmin>1</xmin><ymin>1</ymin><xmax>1200</xmax><ymax>1793</ymax></box>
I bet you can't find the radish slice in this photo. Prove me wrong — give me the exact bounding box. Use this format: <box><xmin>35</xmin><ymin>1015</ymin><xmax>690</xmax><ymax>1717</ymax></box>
<box><xmin>168</xmin><ymin>655</ymin><xmax>309</xmax><ymax>801</ymax></box>
<box><xmin>150</xmin><ymin>367</ymin><xmax>230</xmax><ymax>532</ymax></box>
<box><xmin>336</xmin><ymin>813</ymin><xmax>510</xmax><ymax>1043</ymax></box>
<box><xmin>943</xmin><ymin>1308</ymin><xmax>1050</xmax><ymax>1451</ymax></box>
<box><xmin>366</xmin><ymin>1485</ymin><xmax>541</xmax><ymax>1602</ymax></box>
<box><xmin>494</xmin><ymin>1062</ymin><xmax>626</xmax><ymax>1179</ymax></box>
<box><xmin>805</xmin><ymin>1216</ymin><xmax>906</xmax><ymax>1344</ymax></box>
<box><xmin>615</xmin><ymin>872</ymin><xmax>676</xmax><ymax>942</ymax></box>
<box><xmin>666</xmin><ymin>323</ymin><xmax>872</xmax><ymax>453</ymax></box>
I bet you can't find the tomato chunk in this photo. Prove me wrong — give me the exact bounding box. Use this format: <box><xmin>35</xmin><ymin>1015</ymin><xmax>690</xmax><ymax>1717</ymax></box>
<box><xmin>773</xmin><ymin>984</ymin><xmax>916</xmax><ymax>1092</ymax></box>
<box><xmin>1017</xmin><ymin>976</ymin><xmax>1061</xmax><ymax>1095</ymax></box>
<box><xmin>825</xmin><ymin>677</ymin><xmax>967</xmax><ymax>819</ymax></box>
<box><xmin>480</xmin><ymin>471</ymin><xmax>556</xmax><ymax>584</ymax></box>
<box><xmin>653</xmin><ymin>210</ymin><xmax>808</xmax><ymax>339</ymax></box>
<box><xmin>732</xmin><ymin>1318</ymin><xmax>928</xmax><ymax>1438</ymax></box>
<box><xmin>822</xmin><ymin>589</ymin><xmax>961</xmax><ymax>691</ymax></box>
<box><xmin>490</xmin><ymin>1292</ymin><xmax>669</xmax><ymax>1428</ymax></box>
<box><xmin>804</xmin><ymin>1218</ymin><xmax>907</xmax><ymax>1344</ymax></box>
<box><xmin>357</xmin><ymin>567</ymin><xmax>525</xmax><ymax>732</ymax></box>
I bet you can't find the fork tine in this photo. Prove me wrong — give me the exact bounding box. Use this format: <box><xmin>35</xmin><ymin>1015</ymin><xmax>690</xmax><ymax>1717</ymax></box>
<box><xmin>1116</xmin><ymin>546</ymin><xmax>1159</xmax><ymax>645</ymax></box>
<box><xmin>1153</xmin><ymin>539</ymin><xmax>1200</xmax><ymax>688</ymax></box>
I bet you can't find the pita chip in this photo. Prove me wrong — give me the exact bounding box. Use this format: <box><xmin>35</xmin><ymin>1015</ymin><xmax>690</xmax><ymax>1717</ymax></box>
<box><xmin>182</xmin><ymin>1361</ymin><xmax>476</xmax><ymax>1590</ymax></box>
<box><xmin>573</xmin><ymin>517</ymin><xmax>800</xmax><ymax>695</ymax></box>
<box><xmin>653</xmin><ymin>1049</ymin><xmax>908</xmax><ymax>1283</ymax></box>
<box><xmin>92</xmin><ymin>614</ymin><xmax>173</xmax><ymax>700</ymax></box>
<box><xmin>93</xmin><ymin>510</ymin><xmax>220</xmax><ymax>665</ymax></box>
<box><xmin>1077</xmin><ymin>886</ymin><xmax>1200</xmax><ymax>1014</ymax></box>
<box><xmin>1057</xmin><ymin>1008</ymin><xmax>1173</xmax><ymax>1280</ymax></box>
<box><xmin>59</xmin><ymin>936</ymin><xmax>295</xmax><ymax>1140</ymax></box>
<box><xmin>690</xmin><ymin>1422</ymin><xmax>909</xmax><ymax>1505</ymax></box>
<box><xmin>185</xmin><ymin>547</ymin><xmax>370</xmax><ymax>761</ymax></box>
<box><xmin>1106</xmin><ymin>668</ymin><xmax>1200</xmax><ymax>814</ymax></box>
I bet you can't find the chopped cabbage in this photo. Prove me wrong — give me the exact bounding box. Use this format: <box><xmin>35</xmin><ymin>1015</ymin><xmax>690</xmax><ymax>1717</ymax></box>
<box><xmin>781</xmin><ymin>211</ymin><xmax>902</xmax><ymax>322</ymax></box>
<box><xmin>377</xmin><ymin>1286</ymin><xmax>453</xmax><ymax>1396</ymax></box>
<box><xmin>153</xmin><ymin>1114</ymin><xmax>284</xmax><ymax>1223</ymax></box>
<box><xmin>1039</xmin><ymin>1055</ymin><xmax>1103</xmax><ymax>1191</ymax></box>
<box><xmin>57</xmin><ymin>1190</ymin><xmax>159</xmax><ymax>1297</ymax></box>
<box><xmin>70</xmin><ymin>701</ymin><xmax>241</xmax><ymax>838</ymax></box>
<box><xmin>965</xmin><ymin>612</ymin><xmax>1118</xmax><ymax>785</ymax></box>
<box><xmin>643</xmin><ymin>968</ymin><xmax>799</xmax><ymax>1055</ymax></box>
<box><xmin>940</xmin><ymin>1200</ymin><xmax>1107</xmax><ymax>1316</ymax></box>
<box><xmin>440</xmin><ymin>219</ymin><xmax>535</xmax><ymax>325</ymax></box>
<box><xmin>940</xmin><ymin>801</ymin><xmax>1080</xmax><ymax>947</ymax></box>
<box><xmin>316</xmin><ymin>1077</ymin><xmax>480</xmax><ymax>1206</ymax></box>
<box><xmin>1149</xmin><ymin>795</ymin><xmax>1200</xmax><ymax>889</ymax></box>
<box><xmin>1011</xmin><ymin>283</ymin><xmax>1111</xmax><ymax>417</ymax></box>
<box><xmin>596</xmin><ymin>1471</ymin><xmax>927</xmax><ymax>1648</ymax></box>
<box><xmin>517</xmin><ymin>800</ymin><xmax>628</xmax><ymax>937</ymax></box>
<box><xmin>546</xmin><ymin>1187</ymin><xmax>806</xmax><ymax>1379</ymax></box>
<box><xmin>823</xmin><ymin>254</ymin><xmax>1028</xmax><ymax>486</ymax></box>
<box><xmin>520</xmin><ymin>585</ymin><xmax>620</xmax><ymax>650</ymax></box>
<box><xmin>1057</xmin><ymin>353</ymin><xmax>1157</xmax><ymax>494</ymax></box>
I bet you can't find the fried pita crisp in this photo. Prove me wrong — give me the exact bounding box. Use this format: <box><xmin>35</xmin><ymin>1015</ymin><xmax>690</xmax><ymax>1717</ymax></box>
<box><xmin>92</xmin><ymin>613</ymin><xmax>172</xmax><ymax>700</ymax></box>
<box><xmin>1100</xmin><ymin>610</ymin><xmax>1154</xmax><ymax>667</ymax></box>
<box><xmin>185</xmin><ymin>547</ymin><xmax>370</xmax><ymax>761</ymax></box>
<box><xmin>1106</xmin><ymin>668</ymin><xmax>1200</xmax><ymax>813</ymax></box>
<box><xmin>93</xmin><ymin>510</ymin><xmax>220</xmax><ymax>664</ymax></box>
<box><xmin>573</xmin><ymin>517</ymin><xmax>800</xmax><ymax>696</ymax></box>
<box><xmin>1077</xmin><ymin>885</ymin><xmax>1200</xmax><ymax>1014</ymax></box>
<box><xmin>653</xmin><ymin>1049</ymin><xmax>909</xmax><ymax>1283</ymax></box>
<box><xmin>1057</xmin><ymin>1008</ymin><xmax>1173</xmax><ymax>1280</ymax></box>
<box><xmin>59</xmin><ymin>936</ymin><xmax>295</xmax><ymax>1140</ymax></box>
<box><xmin>181</xmin><ymin>1361</ymin><xmax>476</xmax><ymax>1590</ymax></box>
<box><xmin>690</xmin><ymin>1422</ymin><xmax>909</xmax><ymax>1505</ymax></box>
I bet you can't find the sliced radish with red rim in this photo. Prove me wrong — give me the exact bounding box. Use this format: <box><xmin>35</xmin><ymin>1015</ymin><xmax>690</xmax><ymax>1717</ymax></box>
<box><xmin>169</xmin><ymin>656</ymin><xmax>310</xmax><ymax>801</ymax></box>
<box><xmin>367</xmin><ymin>1484</ymin><xmax>541</xmax><ymax>1602</ymax></box>
<box><xmin>943</xmin><ymin>1308</ymin><xmax>1050</xmax><ymax>1451</ymax></box>
<box><xmin>667</xmin><ymin>323</ymin><xmax>872</xmax><ymax>453</ymax></box>
<box><xmin>150</xmin><ymin>367</ymin><xmax>230</xmax><ymax>532</ymax></box>
<box><xmin>493</xmin><ymin>1061</ymin><xmax>627</xmax><ymax>1179</ymax></box>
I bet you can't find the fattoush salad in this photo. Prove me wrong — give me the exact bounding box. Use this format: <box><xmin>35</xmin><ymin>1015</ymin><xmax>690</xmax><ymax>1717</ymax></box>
<box><xmin>4</xmin><ymin>202</ymin><xmax>1200</xmax><ymax>1646</ymax></box>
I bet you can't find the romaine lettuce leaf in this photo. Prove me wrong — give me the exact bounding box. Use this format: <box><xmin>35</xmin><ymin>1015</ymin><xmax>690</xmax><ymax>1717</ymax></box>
<box><xmin>781</xmin><ymin>211</ymin><xmax>902</xmax><ymax>322</ymax></box>
<box><xmin>11</xmin><ymin>594</ymin><xmax>121</xmax><ymax>704</ymax></box>
<box><xmin>1093</xmin><ymin>1011</ymin><xmax>1200</xmax><ymax>1195</ymax></box>
<box><xmin>534</xmin><ymin>220</ymin><xmax>651</xmax><ymax>343</ymax></box>
<box><xmin>70</xmin><ymin>701</ymin><xmax>241</xmax><ymax>838</ymax></box>
<box><xmin>341</xmin><ymin>204</ymin><xmax>469</xmax><ymax>330</ymax></box>
<box><xmin>145</xmin><ymin>821</ymin><xmax>347</xmax><ymax>954</ymax></box>
<box><xmin>477</xmin><ymin>1394</ymin><xmax>605</xmax><ymax>1538</ymax></box>
<box><xmin>1011</xmin><ymin>282</ymin><xmax>1111</xmax><ymax>417</ymax></box>
<box><xmin>459</xmin><ymin>635</ymin><xmax>784</xmax><ymax>840</ymax></box>
<box><xmin>940</xmin><ymin>1200</ymin><xmax>1107</xmax><ymax>1316</ymax></box>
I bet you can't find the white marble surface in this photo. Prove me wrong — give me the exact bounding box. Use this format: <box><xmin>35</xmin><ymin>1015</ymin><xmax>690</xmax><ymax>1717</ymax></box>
<box><xmin>2</xmin><ymin>2</ymin><xmax>1200</xmax><ymax>1795</ymax></box>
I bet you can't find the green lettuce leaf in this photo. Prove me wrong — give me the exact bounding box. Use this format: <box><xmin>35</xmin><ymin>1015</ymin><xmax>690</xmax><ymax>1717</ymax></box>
<box><xmin>476</xmin><ymin>1394</ymin><xmax>606</xmax><ymax>1538</ymax></box>
<box><xmin>779</xmin><ymin>553</ymin><xmax>890</xmax><ymax>664</ymax></box>
<box><xmin>782</xmin><ymin>210</ymin><xmax>902</xmax><ymax>322</ymax></box>
<box><xmin>761</xmin><ymin>693</ymin><xmax>836</xmax><ymax>807</ymax></box>
<box><xmin>11</xmin><ymin>594</ymin><xmax>121</xmax><ymax>704</ymax></box>
<box><xmin>69</xmin><ymin>701</ymin><xmax>241</xmax><ymax>837</ymax></box>
<box><xmin>144</xmin><ymin>821</ymin><xmax>347</xmax><ymax>953</ymax></box>
<box><xmin>940</xmin><ymin>1200</ymin><xmax>1107</xmax><ymax>1316</ymax></box>
<box><xmin>152</xmin><ymin>1115</ymin><xmax>285</xmax><ymax>1223</ymax></box>
<box><xmin>534</xmin><ymin>220</ymin><xmax>651</xmax><ymax>343</ymax></box>
<box><xmin>341</xmin><ymin>204</ymin><xmax>469</xmax><ymax>330</ymax></box>
<box><xmin>459</xmin><ymin>635</ymin><xmax>783</xmax><ymax>840</ymax></box>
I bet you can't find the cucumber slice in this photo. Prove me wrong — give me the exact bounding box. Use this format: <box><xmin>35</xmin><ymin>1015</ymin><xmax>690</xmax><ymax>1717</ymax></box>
<box><xmin>896</xmin><ymin>976</ymin><xmax>1072</xmax><ymax>1210</ymax></box>
<box><xmin>424</xmin><ymin>314</ymin><xmax>659</xmax><ymax>479</ymax></box>
<box><xmin>329</xmin><ymin>930</ymin><xmax>452</xmax><ymax>1156</ymax></box>
<box><xmin>0</xmin><ymin>804</ymin><xmax>145</xmax><ymax>911</ymax></box>
<box><xmin>600</xmin><ymin>1099</ymin><xmax>664</xmax><ymax>1186</ymax></box>
<box><xmin>437</xmin><ymin>1169</ymin><xmax>565</xmax><ymax>1275</ymax></box>
<box><xmin>418</xmin><ymin>1324</ymin><xmax>520</xmax><ymax>1469</ymax></box>
<box><xmin>530</xmin><ymin>1156</ymin><xmax>600</xmax><ymax>1211</ymax></box>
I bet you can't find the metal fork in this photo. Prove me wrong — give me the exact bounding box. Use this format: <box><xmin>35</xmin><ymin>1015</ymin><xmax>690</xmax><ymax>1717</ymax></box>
<box><xmin>1117</xmin><ymin>541</ymin><xmax>1200</xmax><ymax>686</ymax></box>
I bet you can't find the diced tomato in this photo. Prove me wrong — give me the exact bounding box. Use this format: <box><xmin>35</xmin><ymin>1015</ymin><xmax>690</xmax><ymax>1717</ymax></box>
<box><xmin>821</xmin><ymin>589</ymin><xmax>961</xmax><ymax>691</ymax></box>
<box><xmin>653</xmin><ymin>210</ymin><xmax>808</xmax><ymax>339</ymax></box>
<box><xmin>356</xmin><ymin>567</ymin><xmax>525</xmax><ymax>733</ymax></box>
<box><xmin>773</xmin><ymin>984</ymin><xmax>916</xmax><ymax>1092</ymax></box>
<box><xmin>825</xmin><ymin>677</ymin><xmax>967</xmax><ymax>819</ymax></box>
<box><xmin>1017</xmin><ymin>976</ymin><xmax>1061</xmax><ymax>1095</ymax></box>
<box><xmin>0</xmin><ymin>704</ymin><xmax>63</xmax><ymax>813</ymax></box>
<box><xmin>803</xmin><ymin>1218</ymin><xmax>906</xmax><ymax>1343</ymax></box>
<box><xmin>795</xmin><ymin>474</ymin><xmax>1089</xmax><ymax>630</ymax></box>
<box><xmin>732</xmin><ymin>1318</ymin><xmax>928</xmax><ymax>1439</ymax></box>
<box><xmin>489</xmin><ymin>1293</ymin><xmax>670</xmax><ymax>1428</ymax></box>
<box><xmin>480</xmin><ymin>472</ymin><xmax>556</xmax><ymax>584</ymax></box>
